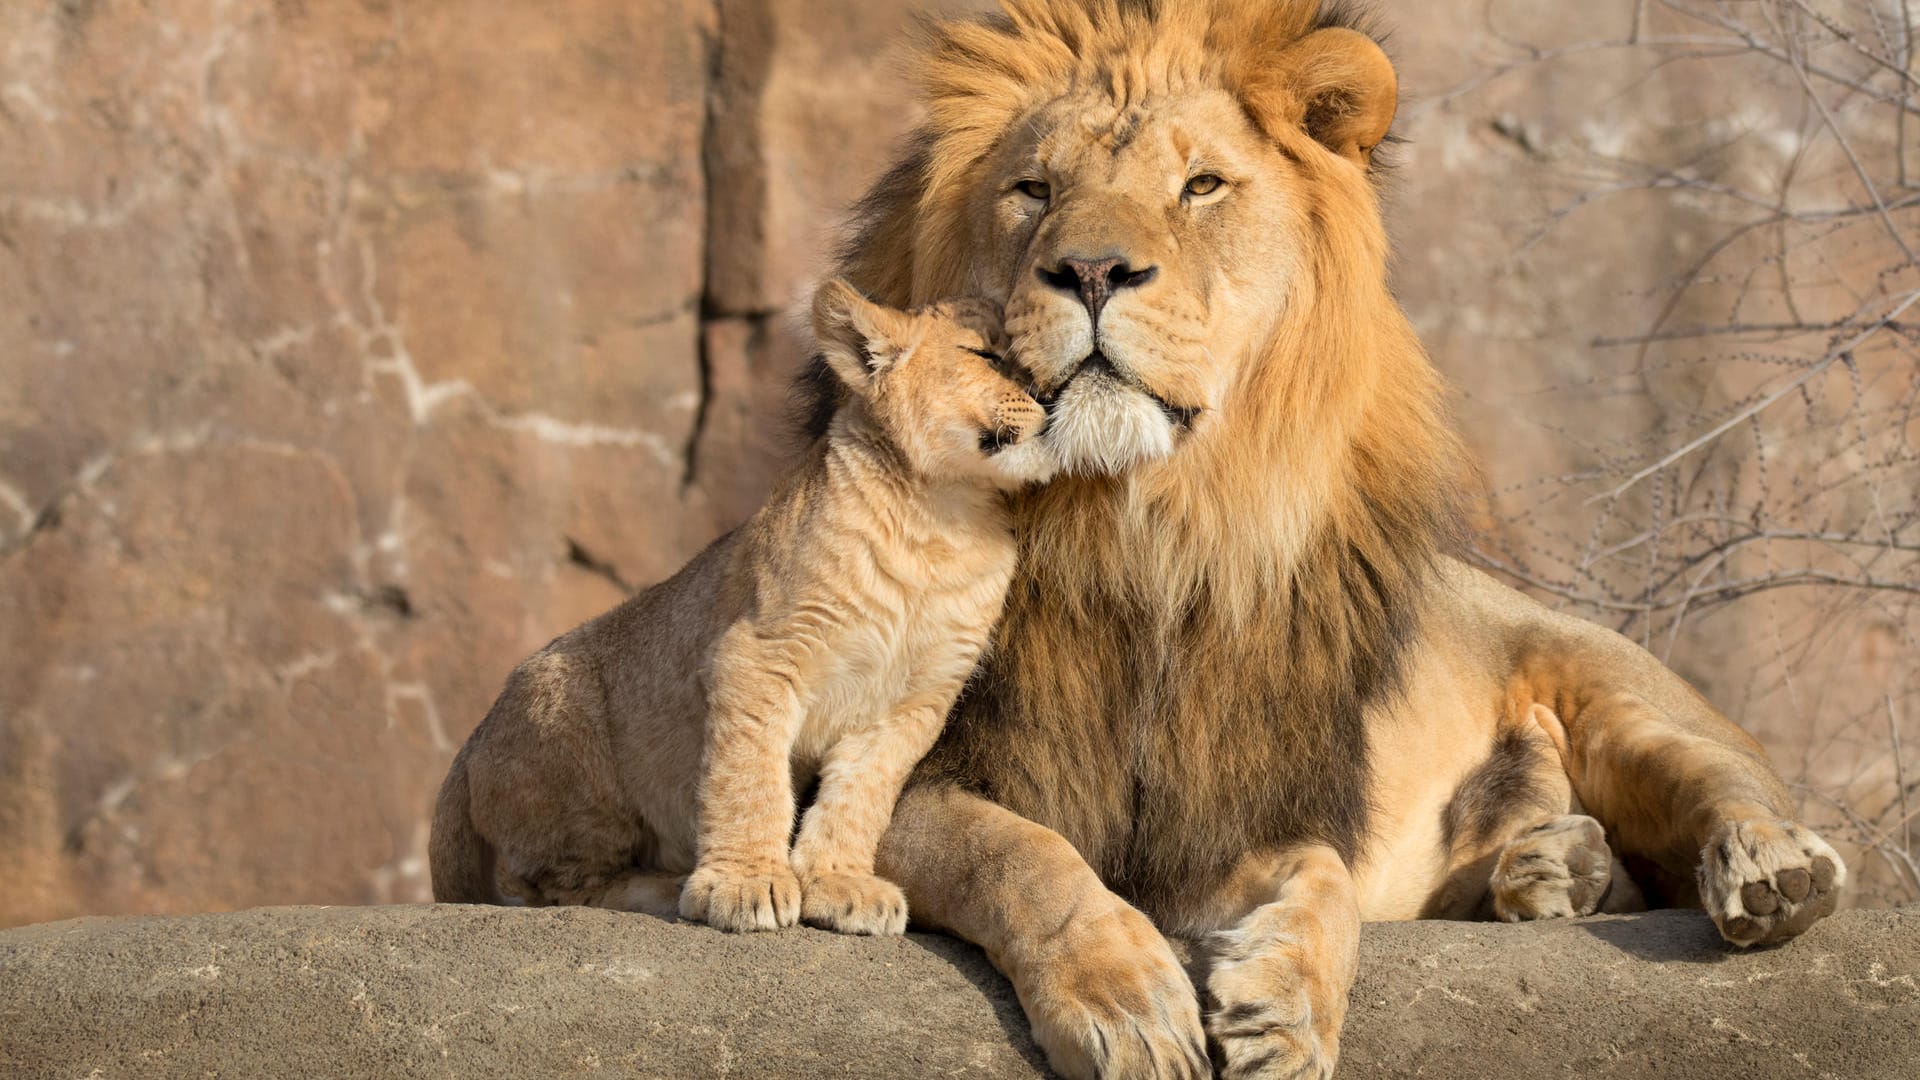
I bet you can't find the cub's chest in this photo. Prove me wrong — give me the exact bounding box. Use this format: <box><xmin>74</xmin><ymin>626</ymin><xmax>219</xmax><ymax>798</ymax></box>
<box><xmin>790</xmin><ymin>546</ymin><xmax>1014</xmax><ymax>756</ymax></box>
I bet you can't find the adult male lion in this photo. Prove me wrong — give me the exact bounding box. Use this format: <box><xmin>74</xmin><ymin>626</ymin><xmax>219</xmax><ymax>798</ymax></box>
<box><xmin>829</xmin><ymin>2</ymin><xmax>1849</xmax><ymax>1077</ymax></box>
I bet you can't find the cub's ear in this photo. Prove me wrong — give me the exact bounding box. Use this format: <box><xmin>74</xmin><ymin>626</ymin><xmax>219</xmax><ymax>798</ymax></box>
<box><xmin>812</xmin><ymin>277</ymin><xmax>913</xmax><ymax>390</ymax></box>
<box><xmin>1241</xmin><ymin>27</ymin><xmax>1397</xmax><ymax>167</ymax></box>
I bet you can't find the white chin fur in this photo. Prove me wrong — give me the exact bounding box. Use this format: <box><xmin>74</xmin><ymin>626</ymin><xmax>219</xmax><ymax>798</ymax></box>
<box><xmin>1042</xmin><ymin>377</ymin><xmax>1176</xmax><ymax>476</ymax></box>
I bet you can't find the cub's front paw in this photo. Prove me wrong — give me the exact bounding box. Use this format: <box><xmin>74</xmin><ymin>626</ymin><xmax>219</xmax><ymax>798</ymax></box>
<box><xmin>799</xmin><ymin>871</ymin><xmax>908</xmax><ymax>936</ymax></box>
<box><xmin>1017</xmin><ymin>902</ymin><xmax>1209</xmax><ymax>1080</ymax></box>
<box><xmin>678</xmin><ymin>862</ymin><xmax>801</xmax><ymax>932</ymax></box>
<box><xmin>1490</xmin><ymin>814</ymin><xmax>1625</xmax><ymax>920</ymax></box>
<box><xmin>1698</xmin><ymin>818</ymin><xmax>1846</xmax><ymax>947</ymax></box>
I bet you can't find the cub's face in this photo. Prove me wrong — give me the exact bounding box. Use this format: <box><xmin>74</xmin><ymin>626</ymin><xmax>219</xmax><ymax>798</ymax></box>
<box><xmin>813</xmin><ymin>280</ymin><xmax>1057</xmax><ymax>490</ymax></box>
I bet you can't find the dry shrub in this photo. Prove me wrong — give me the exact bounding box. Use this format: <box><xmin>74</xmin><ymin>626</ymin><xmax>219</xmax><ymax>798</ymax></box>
<box><xmin>1458</xmin><ymin>0</ymin><xmax>1918</xmax><ymax>903</ymax></box>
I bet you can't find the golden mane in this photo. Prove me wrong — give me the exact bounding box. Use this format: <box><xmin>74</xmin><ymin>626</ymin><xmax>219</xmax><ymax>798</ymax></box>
<box><xmin>837</xmin><ymin>0</ymin><xmax>1469</xmax><ymax>913</ymax></box>
<box><xmin>843</xmin><ymin>0</ymin><xmax>1462</xmax><ymax>624</ymax></box>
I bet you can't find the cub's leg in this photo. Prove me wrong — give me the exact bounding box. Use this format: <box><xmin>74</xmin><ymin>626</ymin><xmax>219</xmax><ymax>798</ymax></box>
<box><xmin>678</xmin><ymin>632</ymin><xmax>809</xmax><ymax>932</ymax></box>
<box><xmin>878</xmin><ymin>784</ymin><xmax>1208</xmax><ymax>1080</ymax></box>
<box><xmin>1490</xmin><ymin>814</ymin><xmax>1645</xmax><ymax>920</ymax></box>
<box><xmin>539</xmin><ymin>871</ymin><xmax>686</xmax><ymax>916</ymax></box>
<box><xmin>466</xmin><ymin>652</ymin><xmax>666</xmax><ymax>909</ymax></box>
<box><xmin>788</xmin><ymin>695</ymin><xmax>950</xmax><ymax>935</ymax></box>
<box><xmin>1205</xmin><ymin>845</ymin><xmax>1359</xmax><ymax>1080</ymax></box>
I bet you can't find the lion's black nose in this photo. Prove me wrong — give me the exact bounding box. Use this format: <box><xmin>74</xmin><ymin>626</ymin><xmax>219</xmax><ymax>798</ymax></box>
<box><xmin>1037</xmin><ymin>256</ymin><xmax>1157</xmax><ymax>324</ymax></box>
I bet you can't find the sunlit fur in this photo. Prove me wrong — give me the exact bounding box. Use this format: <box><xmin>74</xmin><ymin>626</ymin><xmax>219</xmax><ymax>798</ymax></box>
<box><xmin>829</xmin><ymin>5</ymin><xmax>1848</xmax><ymax>1078</ymax></box>
<box><xmin>429</xmin><ymin>288</ymin><xmax>1054</xmax><ymax>938</ymax></box>
<box><xmin>834</xmin><ymin>1</ymin><xmax>1465</xmax><ymax>921</ymax></box>
<box><xmin>841</xmin><ymin>0</ymin><xmax>1454</xmax><ymax>636</ymax></box>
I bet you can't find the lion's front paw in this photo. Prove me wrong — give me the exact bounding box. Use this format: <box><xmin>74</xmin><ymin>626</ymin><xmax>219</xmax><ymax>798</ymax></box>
<box><xmin>1490</xmin><ymin>814</ymin><xmax>1622</xmax><ymax>920</ymax></box>
<box><xmin>799</xmin><ymin>871</ymin><xmax>908</xmax><ymax>936</ymax></box>
<box><xmin>678</xmin><ymin>861</ymin><xmax>801</xmax><ymax>932</ymax></box>
<box><xmin>1206</xmin><ymin>934</ymin><xmax>1333</xmax><ymax>1080</ymax></box>
<box><xmin>1016</xmin><ymin>903</ymin><xmax>1208</xmax><ymax>1080</ymax></box>
<box><xmin>1698</xmin><ymin>818</ymin><xmax>1846</xmax><ymax>947</ymax></box>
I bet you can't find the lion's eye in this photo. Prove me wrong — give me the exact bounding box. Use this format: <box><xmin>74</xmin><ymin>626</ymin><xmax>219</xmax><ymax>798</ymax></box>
<box><xmin>1184</xmin><ymin>174</ymin><xmax>1225</xmax><ymax>198</ymax></box>
<box><xmin>1015</xmin><ymin>179</ymin><xmax>1051</xmax><ymax>201</ymax></box>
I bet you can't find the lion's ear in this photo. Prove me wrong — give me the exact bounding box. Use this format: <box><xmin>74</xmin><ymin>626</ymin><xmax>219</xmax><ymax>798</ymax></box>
<box><xmin>812</xmin><ymin>278</ymin><xmax>912</xmax><ymax>391</ymax></box>
<box><xmin>1245</xmin><ymin>27</ymin><xmax>1397</xmax><ymax>167</ymax></box>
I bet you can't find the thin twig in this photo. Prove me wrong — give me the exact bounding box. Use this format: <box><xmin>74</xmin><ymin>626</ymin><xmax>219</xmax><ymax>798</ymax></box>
<box><xmin>1891</xmin><ymin>695</ymin><xmax>1914</xmax><ymax>864</ymax></box>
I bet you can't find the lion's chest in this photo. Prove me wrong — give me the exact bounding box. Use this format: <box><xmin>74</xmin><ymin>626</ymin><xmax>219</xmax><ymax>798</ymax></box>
<box><xmin>929</xmin><ymin>588</ymin><xmax>1380</xmax><ymax>928</ymax></box>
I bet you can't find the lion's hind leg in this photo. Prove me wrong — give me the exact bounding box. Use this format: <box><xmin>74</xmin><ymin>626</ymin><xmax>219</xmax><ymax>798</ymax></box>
<box><xmin>470</xmin><ymin>651</ymin><xmax>675</xmax><ymax>915</ymax></box>
<box><xmin>497</xmin><ymin>818</ymin><xmax>681</xmax><ymax>915</ymax></box>
<box><xmin>1490</xmin><ymin>814</ymin><xmax>1646</xmax><ymax>920</ymax></box>
<box><xmin>1697</xmin><ymin>818</ymin><xmax>1845</xmax><ymax>947</ymax></box>
<box><xmin>1474</xmin><ymin>709</ymin><xmax>1646</xmax><ymax>920</ymax></box>
<box><xmin>1424</xmin><ymin>709</ymin><xmax>1644</xmax><ymax>921</ymax></box>
<box><xmin>1524</xmin><ymin>652</ymin><xmax>1850</xmax><ymax>946</ymax></box>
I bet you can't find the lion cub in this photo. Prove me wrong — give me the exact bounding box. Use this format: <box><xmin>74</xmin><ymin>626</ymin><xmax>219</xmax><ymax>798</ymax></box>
<box><xmin>429</xmin><ymin>279</ymin><xmax>1055</xmax><ymax>936</ymax></box>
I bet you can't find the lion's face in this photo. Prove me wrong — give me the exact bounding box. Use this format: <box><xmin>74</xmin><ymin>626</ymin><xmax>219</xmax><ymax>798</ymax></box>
<box><xmin>868</xmin><ymin>9</ymin><xmax>1403</xmax><ymax>480</ymax></box>
<box><xmin>973</xmin><ymin>86</ymin><xmax>1302</xmax><ymax>475</ymax></box>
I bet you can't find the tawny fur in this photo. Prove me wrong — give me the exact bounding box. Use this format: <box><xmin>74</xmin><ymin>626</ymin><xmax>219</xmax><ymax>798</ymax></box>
<box><xmin>428</xmin><ymin>282</ymin><xmax>1055</xmax><ymax>936</ymax></box>
<box><xmin>804</xmin><ymin>3</ymin><xmax>1855</xmax><ymax>1078</ymax></box>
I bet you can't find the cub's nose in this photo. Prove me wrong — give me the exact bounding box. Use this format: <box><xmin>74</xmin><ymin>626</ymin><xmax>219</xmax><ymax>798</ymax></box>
<box><xmin>1037</xmin><ymin>256</ymin><xmax>1158</xmax><ymax>324</ymax></box>
<box><xmin>984</xmin><ymin>394</ymin><xmax>1047</xmax><ymax>451</ymax></box>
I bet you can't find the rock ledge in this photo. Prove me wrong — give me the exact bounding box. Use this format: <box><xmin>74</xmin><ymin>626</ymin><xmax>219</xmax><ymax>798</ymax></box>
<box><xmin>1</xmin><ymin>905</ymin><xmax>1914</xmax><ymax>1078</ymax></box>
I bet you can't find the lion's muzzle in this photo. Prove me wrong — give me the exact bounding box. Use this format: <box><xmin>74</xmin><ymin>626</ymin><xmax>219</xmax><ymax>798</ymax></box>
<box><xmin>1038</xmin><ymin>352</ymin><xmax>1197</xmax><ymax>476</ymax></box>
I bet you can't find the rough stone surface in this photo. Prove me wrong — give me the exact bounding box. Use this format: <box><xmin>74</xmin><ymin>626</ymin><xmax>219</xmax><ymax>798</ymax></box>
<box><xmin>1</xmin><ymin>906</ymin><xmax>1914</xmax><ymax>1079</ymax></box>
<box><xmin>690</xmin><ymin>0</ymin><xmax>995</xmax><ymax>527</ymax></box>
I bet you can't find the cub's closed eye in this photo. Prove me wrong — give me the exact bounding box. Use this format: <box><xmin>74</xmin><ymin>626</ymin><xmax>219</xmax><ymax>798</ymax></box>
<box><xmin>967</xmin><ymin>346</ymin><xmax>1026</xmax><ymax>383</ymax></box>
<box><xmin>1015</xmin><ymin>179</ymin><xmax>1051</xmax><ymax>200</ymax></box>
<box><xmin>1184</xmin><ymin>174</ymin><xmax>1225</xmax><ymax>197</ymax></box>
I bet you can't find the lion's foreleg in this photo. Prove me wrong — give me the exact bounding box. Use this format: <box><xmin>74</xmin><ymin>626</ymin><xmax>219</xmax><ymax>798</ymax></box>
<box><xmin>1205</xmin><ymin>844</ymin><xmax>1359</xmax><ymax>1080</ymax></box>
<box><xmin>877</xmin><ymin>784</ymin><xmax>1208</xmax><ymax>1080</ymax></box>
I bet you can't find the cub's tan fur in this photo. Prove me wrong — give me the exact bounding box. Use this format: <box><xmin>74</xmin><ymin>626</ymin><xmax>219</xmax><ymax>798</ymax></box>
<box><xmin>428</xmin><ymin>281</ymin><xmax>1054</xmax><ymax>935</ymax></box>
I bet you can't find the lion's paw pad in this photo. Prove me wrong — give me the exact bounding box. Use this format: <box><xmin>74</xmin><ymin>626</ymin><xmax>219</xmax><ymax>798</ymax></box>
<box><xmin>1491</xmin><ymin>814</ymin><xmax>1614</xmax><ymax>921</ymax></box>
<box><xmin>1699</xmin><ymin>818</ymin><xmax>1846</xmax><ymax>947</ymax></box>
<box><xmin>678</xmin><ymin>863</ymin><xmax>801</xmax><ymax>933</ymax></box>
<box><xmin>798</xmin><ymin>871</ymin><xmax>908</xmax><ymax>936</ymax></box>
